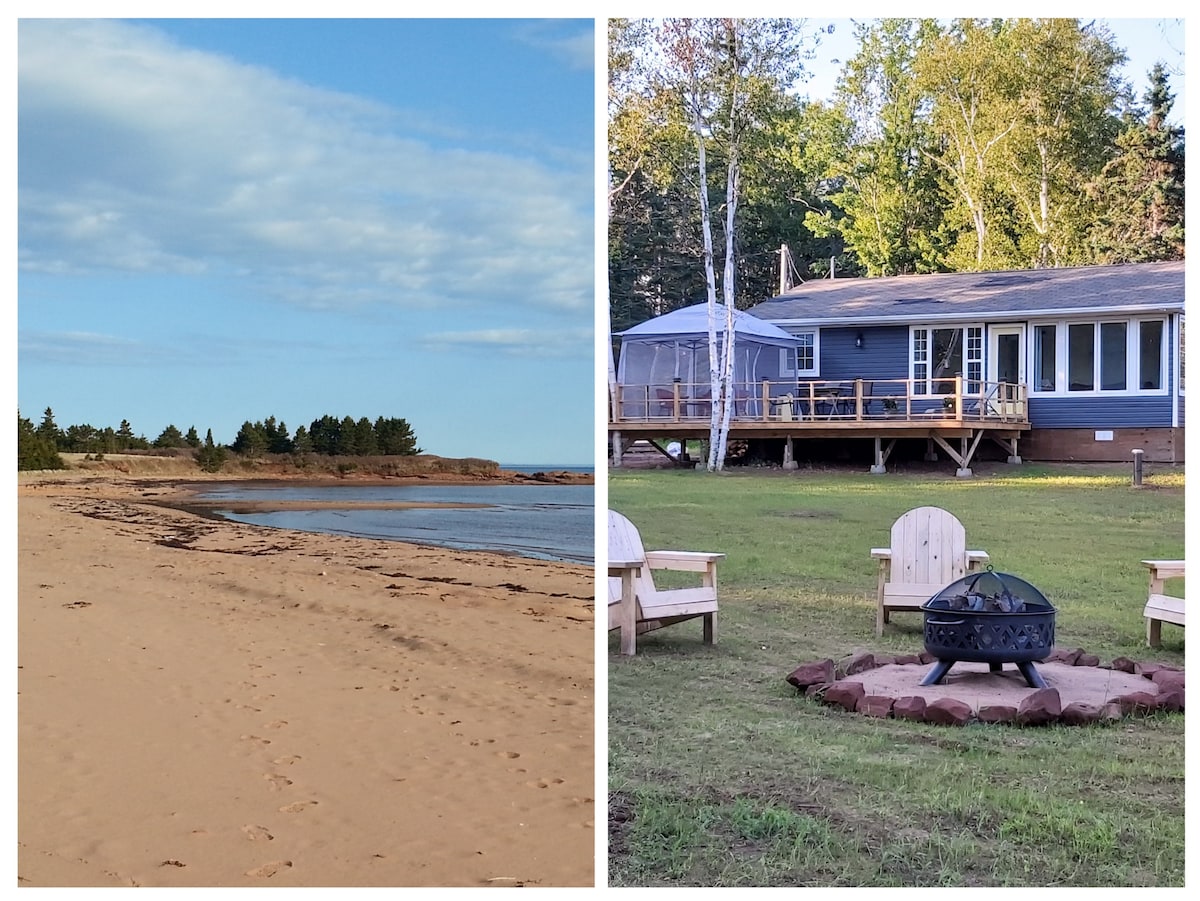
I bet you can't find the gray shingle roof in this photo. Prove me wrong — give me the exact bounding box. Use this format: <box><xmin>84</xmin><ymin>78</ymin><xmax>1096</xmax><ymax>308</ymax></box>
<box><xmin>747</xmin><ymin>261</ymin><xmax>1184</xmax><ymax>326</ymax></box>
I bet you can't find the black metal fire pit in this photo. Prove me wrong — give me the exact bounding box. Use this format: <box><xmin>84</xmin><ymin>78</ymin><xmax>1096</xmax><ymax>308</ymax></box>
<box><xmin>920</xmin><ymin>567</ymin><xmax>1056</xmax><ymax>689</ymax></box>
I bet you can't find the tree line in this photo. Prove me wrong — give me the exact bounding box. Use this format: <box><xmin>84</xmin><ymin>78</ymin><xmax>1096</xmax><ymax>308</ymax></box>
<box><xmin>231</xmin><ymin>415</ymin><xmax>421</xmax><ymax>457</ymax></box>
<box><xmin>17</xmin><ymin>408</ymin><xmax>421</xmax><ymax>471</ymax></box>
<box><xmin>608</xmin><ymin>18</ymin><xmax>1185</xmax><ymax>332</ymax></box>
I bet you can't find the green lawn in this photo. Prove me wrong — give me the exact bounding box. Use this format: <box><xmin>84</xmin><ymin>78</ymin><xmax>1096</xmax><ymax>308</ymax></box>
<box><xmin>607</xmin><ymin>463</ymin><xmax>1184</xmax><ymax>887</ymax></box>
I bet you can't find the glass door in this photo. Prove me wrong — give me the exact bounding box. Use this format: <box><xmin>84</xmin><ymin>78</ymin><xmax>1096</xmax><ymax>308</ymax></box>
<box><xmin>988</xmin><ymin>325</ymin><xmax>1026</xmax><ymax>416</ymax></box>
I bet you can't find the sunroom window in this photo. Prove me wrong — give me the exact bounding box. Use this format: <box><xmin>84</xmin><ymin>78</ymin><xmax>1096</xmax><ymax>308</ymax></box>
<box><xmin>1034</xmin><ymin>318</ymin><xmax>1167</xmax><ymax>394</ymax></box>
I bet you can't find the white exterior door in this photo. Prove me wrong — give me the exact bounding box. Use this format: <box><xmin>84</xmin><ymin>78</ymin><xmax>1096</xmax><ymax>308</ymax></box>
<box><xmin>988</xmin><ymin>325</ymin><xmax>1026</xmax><ymax>415</ymax></box>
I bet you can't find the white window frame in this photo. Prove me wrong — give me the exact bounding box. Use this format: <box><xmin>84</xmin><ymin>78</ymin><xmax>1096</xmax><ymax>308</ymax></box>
<box><xmin>778</xmin><ymin>329</ymin><xmax>819</xmax><ymax>378</ymax></box>
<box><xmin>909</xmin><ymin>324</ymin><xmax>983</xmax><ymax>396</ymax></box>
<box><xmin>1029</xmin><ymin>317</ymin><xmax>1169</xmax><ymax>397</ymax></box>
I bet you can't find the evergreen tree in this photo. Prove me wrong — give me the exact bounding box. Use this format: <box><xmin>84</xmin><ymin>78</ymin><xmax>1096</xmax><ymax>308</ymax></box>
<box><xmin>18</xmin><ymin>412</ymin><xmax>65</xmax><ymax>470</ymax></box>
<box><xmin>195</xmin><ymin>428</ymin><xmax>227</xmax><ymax>473</ymax></box>
<box><xmin>232</xmin><ymin>420</ymin><xmax>267</xmax><ymax>457</ymax></box>
<box><xmin>1087</xmin><ymin>64</ymin><xmax>1185</xmax><ymax>263</ymax></box>
<box><xmin>291</xmin><ymin>424</ymin><xmax>313</xmax><ymax>454</ymax></box>
<box><xmin>185</xmin><ymin>426</ymin><xmax>201</xmax><ymax>448</ymax></box>
<box><xmin>264</xmin><ymin>418</ymin><xmax>293</xmax><ymax>454</ymax></box>
<box><xmin>37</xmin><ymin>407</ymin><xmax>63</xmax><ymax>448</ymax></box>
<box><xmin>153</xmin><ymin>424</ymin><xmax>187</xmax><ymax>448</ymax></box>
<box><xmin>355</xmin><ymin>417</ymin><xmax>378</xmax><ymax>456</ymax></box>
<box><xmin>116</xmin><ymin>419</ymin><xmax>136</xmax><ymax>450</ymax></box>
<box><xmin>375</xmin><ymin>417</ymin><xmax>422</xmax><ymax>455</ymax></box>
<box><xmin>335</xmin><ymin>416</ymin><xmax>359</xmax><ymax>455</ymax></box>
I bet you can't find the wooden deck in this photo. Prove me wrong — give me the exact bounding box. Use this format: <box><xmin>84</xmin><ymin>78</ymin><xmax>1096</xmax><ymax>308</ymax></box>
<box><xmin>609</xmin><ymin>377</ymin><xmax>1030</xmax><ymax>475</ymax></box>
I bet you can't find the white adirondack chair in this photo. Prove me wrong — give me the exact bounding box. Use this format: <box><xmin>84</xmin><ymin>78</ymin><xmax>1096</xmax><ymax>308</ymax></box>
<box><xmin>1143</xmin><ymin>559</ymin><xmax>1185</xmax><ymax>647</ymax></box>
<box><xmin>870</xmin><ymin>506</ymin><xmax>989</xmax><ymax>636</ymax></box>
<box><xmin>607</xmin><ymin>510</ymin><xmax>724</xmax><ymax>655</ymax></box>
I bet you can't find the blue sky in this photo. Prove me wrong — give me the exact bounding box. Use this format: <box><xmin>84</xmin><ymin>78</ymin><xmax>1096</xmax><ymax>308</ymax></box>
<box><xmin>17</xmin><ymin>18</ymin><xmax>595</xmax><ymax>465</ymax></box>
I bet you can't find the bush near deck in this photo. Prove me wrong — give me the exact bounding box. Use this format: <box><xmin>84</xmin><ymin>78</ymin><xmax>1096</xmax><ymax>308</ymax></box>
<box><xmin>608</xmin><ymin>464</ymin><xmax>1184</xmax><ymax>888</ymax></box>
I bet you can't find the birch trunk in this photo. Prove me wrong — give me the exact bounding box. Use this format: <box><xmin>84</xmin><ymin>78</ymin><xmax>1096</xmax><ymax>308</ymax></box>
<box><xmin>714</xmin><ymin>145</ymin><xmax>740</xmax><ymax>469</ymax></box>
<box><xmin>694</xmin><ymin>119</ymin><xmax>723</xmax><ymax>472</ymax></box>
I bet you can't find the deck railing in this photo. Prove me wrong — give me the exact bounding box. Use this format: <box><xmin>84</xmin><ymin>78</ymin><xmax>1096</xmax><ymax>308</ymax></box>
<box><xmin>611</xmin><ymin>376</ymin><xmax>1029</xmax><ymax>425</ymax></box>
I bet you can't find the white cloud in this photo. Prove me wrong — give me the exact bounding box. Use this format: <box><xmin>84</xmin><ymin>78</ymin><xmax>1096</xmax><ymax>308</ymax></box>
<box><xmin>18</xmin><ymin>19</ymin><xmax>593</xmax><ymax>314</ymax></box>
<box><xmin>510</xmin><ymin>20</ymin><xmax>596</xmax><ymax>72</ymax></box>
<box><xmin>421</xmin><ymin>327</ymin><xmax>592</xmax><ymax>357</ymax></box>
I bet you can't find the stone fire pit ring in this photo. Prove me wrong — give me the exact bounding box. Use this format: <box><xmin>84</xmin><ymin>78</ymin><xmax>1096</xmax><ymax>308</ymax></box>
<box><xmin>786</xmin><ymin>647</ymin><xmax>1184</xmax><ymax>727</ymax></box>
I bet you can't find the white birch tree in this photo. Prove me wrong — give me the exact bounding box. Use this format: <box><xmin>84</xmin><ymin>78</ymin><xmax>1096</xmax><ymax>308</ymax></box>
<box><xmin>656</xmin><ymin>18</ymin><xmax>811</xmax><ymax>470</ymax></box>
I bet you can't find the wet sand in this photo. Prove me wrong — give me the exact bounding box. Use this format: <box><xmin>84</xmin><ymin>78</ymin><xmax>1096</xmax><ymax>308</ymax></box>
<box><xmin>17</xmin><ymin>473</ymin><xmax>595</xmax><ymax>887</ymax></box>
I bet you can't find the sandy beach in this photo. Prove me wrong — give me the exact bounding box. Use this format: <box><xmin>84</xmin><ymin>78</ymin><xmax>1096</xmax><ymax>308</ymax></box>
<box><xmin>17</xmin><ymin>473</ymin><xmax>595</xmax><ymax>887</ymax></box>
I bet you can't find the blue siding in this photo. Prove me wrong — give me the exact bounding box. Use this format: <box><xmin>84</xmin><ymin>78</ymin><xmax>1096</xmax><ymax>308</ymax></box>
<box><xmin>809</xmin><ymin>325</ymin><xmax>910</xmax><ymax>395</ymax></box>
<box><xmin>780</xmin><ymin>319</ymin><xmax>1184</xmax><ymax>429</ymax></box>
<box><xmin>1027</xmin><ymin>395</ymin><xmax>1174</xmax><ymax>428</ymax></box>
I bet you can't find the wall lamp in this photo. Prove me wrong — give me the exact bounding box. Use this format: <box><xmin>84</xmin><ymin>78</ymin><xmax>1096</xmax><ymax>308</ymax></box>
<box><xmin>855</xmin><ymin>332</ymin><xmax>865</xmax><ymax>349</ymax></box>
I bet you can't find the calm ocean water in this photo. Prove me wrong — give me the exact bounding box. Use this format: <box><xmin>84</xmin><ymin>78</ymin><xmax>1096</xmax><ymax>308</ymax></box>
<box><xmin>197</xmin><ymin>472</ymin><xmax>594</xmax><ymax>564</ymax></box>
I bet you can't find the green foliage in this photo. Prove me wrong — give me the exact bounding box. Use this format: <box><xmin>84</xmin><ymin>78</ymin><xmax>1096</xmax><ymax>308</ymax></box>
<box><xmin>17</xmin><ymin>412</ymin><xmax>65</xmax><ymax>470</ymax></box>
<box><xmin>609</xmin><ymin>17</ymin><xmax>1183</xmax><ymax>330</ymax></box>
<box><xmin>184</xmin><ymin>426</ymin><xmax>201</xmax><ymax>448</ymax></box>
<box><xmin>195</xmin><ymin>428</ymin><xmax>226</xmax><ymax>472</ymax></box>
<box><xmin>153</xmin><ymin>424</ymin><xmax>187</xmax><ymax>448</ymax></box>
<box><xmin>1086</xmin><ymin>63</ymin><xmax>1185</xmax><ymax>263</ymax></box>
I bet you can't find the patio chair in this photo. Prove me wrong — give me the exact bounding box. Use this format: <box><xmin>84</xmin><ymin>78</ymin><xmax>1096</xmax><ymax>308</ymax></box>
<box><xmin>870</xmin><ymin>506</ymin><xmax>989</xmax><ymax>636</ymax></box>
<box><xmin>1143</xmin><ymin>559</ymin><xmax>1185</xmax><ymax>647</ymax></box>
<box><xmin>608</xmin><ymin>510</ymin><xmax>725</xmax><ymax>655</ymax></box>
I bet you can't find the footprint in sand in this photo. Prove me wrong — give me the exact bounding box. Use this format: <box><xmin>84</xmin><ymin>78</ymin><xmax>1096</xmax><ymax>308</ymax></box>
<box><xmin>245</xmin><ymin>860</ymin><xmax>292</xmax><ymax>878</ymax></box>
<box><xmin>263</xmin><ymin>773</ymin><xmax>293</xmax><ymax>791</ymax></box>
<box><xmin>240</xmin><ymin>735</ymin><xmax>271</xmax><ymax>746</ymax></box>
<box><xmin>279</xmin><ymin>800</ymin><xmax>318</xmax><ymax>814</ymax></box>
<box><xmin>272</xmin><ymin>754</ymin><xmax>302</xmax><ymax>766</ymax></box>
<box><xmin>240</xmin><ymin>824</ymin><xmax>274</xmax><ymax>842</ymax></box>
<box><xmin>264</xmin><ymin>720</ymin><xmax>288</xmax><ymax>729</ymax></box>
<box><xmin>525</xmin><ymin>777</ymin><xmax>566</xmax><ymax>789</ymax></box>
<box><xmin>495</xmin><ymin>751</ymin><xmax>520</xmax><ymax>759</ymax></box>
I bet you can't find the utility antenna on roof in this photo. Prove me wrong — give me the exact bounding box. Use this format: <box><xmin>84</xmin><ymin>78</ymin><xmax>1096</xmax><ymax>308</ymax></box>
<box><xmin>778</xmin><ymin>244</ymin><xmax>804</xmax><ymax>294</ymax></box>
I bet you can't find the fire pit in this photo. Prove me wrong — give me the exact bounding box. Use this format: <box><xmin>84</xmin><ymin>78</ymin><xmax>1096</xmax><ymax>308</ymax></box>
<box><xmin>920</xmin><ymin>568</ymin><xmax>1056</xmax><ymax>689</ymax></box>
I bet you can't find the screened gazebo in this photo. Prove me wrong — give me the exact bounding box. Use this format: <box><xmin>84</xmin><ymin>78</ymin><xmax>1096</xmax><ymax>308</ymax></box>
<box><xmin>614</xmin><ymin>302</ymin><xmax>803</xmax><ymax>419</ymax></box>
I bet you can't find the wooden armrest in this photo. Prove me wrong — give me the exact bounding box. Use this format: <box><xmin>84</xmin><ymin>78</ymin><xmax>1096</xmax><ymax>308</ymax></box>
<box><xmin>967</xmin><ymin>550</ymin><xmax>989</xmax><ymax>564</ymax></box>
<box><xmin>644</xmin><ymin>550</ymin><xmax>725</xmax><ymax>573</ymax></box>
<box><xmin>870</xmin><ymin>548</ymin><xmax>891</xmax><ymax>560</ymax></box>
<box><xmin>1143</xmin><ymin>559</ymin><xmax>1185</xmax><ymax>580</ymax></box>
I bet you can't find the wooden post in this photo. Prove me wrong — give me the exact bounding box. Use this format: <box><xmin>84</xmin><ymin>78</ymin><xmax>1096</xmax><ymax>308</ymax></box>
<box><xmin>870</xmin><ymin>437</ymin><xmax>886</xmax><ymax>474</ymax></box>
<box><xmin>783</xmin><ymin>436</ymin><xmax>797</xmax><ymax>470</ymax></box>
<box><xmin>672</xmin><ymin>378</ymin><xmax>682</xmax><ymax>421</ymax></box>
<box><xmin>611</xmin><ymin>431</ymin><xmax>623</xmax><ymax>468</ymax></box>
<box><xmin>761</xmin><ymin>377</ymin><xmax>770</xmax><ymax>422</ymax></box>
<box><xmin>854</xmin><ymin>378</ymin><xmax>863</xmax><ymax>420</ymax></box>
<box><xmin>1132</xmin><ymin>448</ymin><xmax>1144</xmax><ymax>487</ymax></box>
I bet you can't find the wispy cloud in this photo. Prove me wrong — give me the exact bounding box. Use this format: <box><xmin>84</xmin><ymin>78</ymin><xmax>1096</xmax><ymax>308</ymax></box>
<box><xmin>421</xmin><ymin>327</ymin><xmax>592</xmax><ymax>357</ymax></box>
<box><xmin>510</xmin><ymin>20</ymin><xmax>595</xmax><ymax>72</ymax></box>
<box><xmin>18</xmin><ymin>19</ymin><xmax>593</xmax><ymax>314</ymax></box>
<box><xmin>18</xmin><ymin>329</ymin><xmax>183</xmax><ymax>367</ymax></box>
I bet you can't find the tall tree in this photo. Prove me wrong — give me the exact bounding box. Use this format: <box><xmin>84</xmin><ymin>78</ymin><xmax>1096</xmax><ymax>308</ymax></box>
<box><xmin>653</xmin><ymin>17</ymin><xmax>816</xmax><ymax>469</ymax></box>
<box><xmin>18</xmin><ymin>412</ymin><xmax>65</xmax><ymax>470</ymax></box>
<box><xmin>916</xmin><ymin>18</ymin><xmax>1026</xmax><ymax>269</ymax></box>
<box><xmin>153</xmin><ymin>424</ymin><xmax>186</xmax><ymax>448</ymax></box>
<box><xmin>1000</xmin><ymin>19</ymin><xmax>1126</xmax><ymax>267</ymax></box>
<box><xmin>195</xmin><ymin>428</ymin><xmax>226</xmax><ymax>473</ymax></box>
<box><xmin>810</xmin><ymin>18</ymin><xmax>948</xmax><ymax>275</ymax></box>
<box><xmin>1087</xmin><ymin>63</ymin><xmax>1185</xmax><ymax>262</ymax></box>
